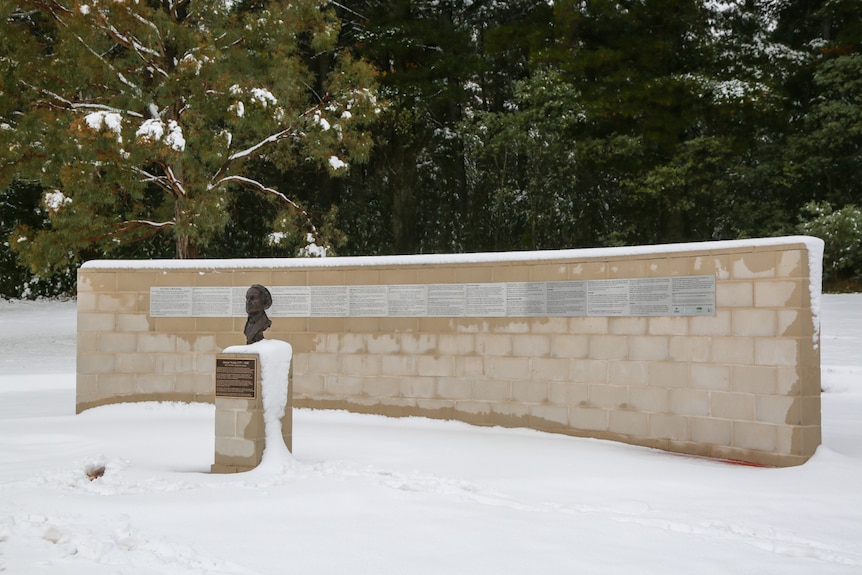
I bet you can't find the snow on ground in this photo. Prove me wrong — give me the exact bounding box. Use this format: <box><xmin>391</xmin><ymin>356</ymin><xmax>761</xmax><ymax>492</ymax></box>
<box><xmin>0</xmin><ymin>294</ymin><xmax>861</xmax><ymax>574</ymax></box>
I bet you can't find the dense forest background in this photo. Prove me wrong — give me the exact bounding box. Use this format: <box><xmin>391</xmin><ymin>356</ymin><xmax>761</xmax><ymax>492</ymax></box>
<box><xmin>1</xmin><ymin>0</ymin><xmax>861</xmax><ymax>298</ymax></box>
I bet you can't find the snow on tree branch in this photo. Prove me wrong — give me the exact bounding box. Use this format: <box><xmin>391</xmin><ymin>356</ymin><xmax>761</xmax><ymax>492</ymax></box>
<box><xmin>125</xmin><ymin>219</ymin><xmax>175</xmax><ymax>228</ymax></box>
<box><xmin>225</xmin><ymin>100</ymin><xmax>327</xmax><ymax>163</ymax></box>
<box><xmin>132</xmin><ymin>167</ymin><xmax>173</xmax><ymax>194</ymax></box>
<box><xmin>212</xmin><ymin>175</ymin><xmax>319</xmax><ymax>236</ymax></box>
<box><xmin>22</xmin><ymin>0</ymin><xmax>144</xmax><ymax>98</ymax></box>
<box><xmin>165</xmin><ymin>166</ymin><xmax>187</xmax><ymax>196</ymax></box>
<box><xmin>212</xmin><ymin>176</ymin><xmax>305</xmax><ymax>212</ymax></box>
<box><xmin>20</xmin><ymin>82</ymin><xmax>144</xmax><ymax>118</ymax></box>
<box><xmin>99</xmin><ymin>19</ymin><xmax>168</xmax><ymax>78</ymax></box>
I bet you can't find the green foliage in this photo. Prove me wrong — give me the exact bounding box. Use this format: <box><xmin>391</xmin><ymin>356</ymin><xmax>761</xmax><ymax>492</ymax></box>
<box><xmin>0</xmin><ymin>182</ymin><xmax>77</xmax><ymax>299</ymax></box>
<box><xmin>0</xmin><ymin>0</ymin><xmax>378</xmax><ymax>278</ymax></box>
<box><xmin>784</xmin><ymin>54</ymin><xmax>862</xmax><ymax>207</ymax></box>
<box><xmin>633</xmin><ymin>136</ymin><xmax>742</xmax><ymax>242</ymax></box>
<box><xmin>463</xmin><ymin>68</ymin><xmax>634</xmax><ymax>250</ymax></box>
<box><xmin>798</xmin><ymin>202</ymin><xmax>862</xmax><ymax>285</ymax></box>
<box><xmin>461</xmin><ymin>0</ymin><xmax>778</xmax><ymax>248</ymax></box>
<box><xmin>331</xmin><ymin>0</ymin><xmax>560</xmax><ymax>255</ymax></box>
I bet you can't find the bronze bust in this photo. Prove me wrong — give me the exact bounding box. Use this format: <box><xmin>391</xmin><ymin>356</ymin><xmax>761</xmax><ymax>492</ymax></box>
<box><xmin>244</xmin><ymin>284</ymin><xmax>273</xmax><ymax>344</ymax></box>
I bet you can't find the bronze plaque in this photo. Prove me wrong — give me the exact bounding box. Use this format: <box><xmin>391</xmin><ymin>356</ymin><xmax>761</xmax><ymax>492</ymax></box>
<box><xmin>215</xmin><ymin>357</ymin><xmax>258</xmax><ymax>399</ymax></box>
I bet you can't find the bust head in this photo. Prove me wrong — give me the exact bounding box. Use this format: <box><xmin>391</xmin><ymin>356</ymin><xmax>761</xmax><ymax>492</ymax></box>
<box><xmin>244</xmin><ymin>284</ymin><xmax>273</xmax><ymax>344</ymax></box>
<box><xmin>245</xmin><ymin>284</ymin><xmax>272</xmax><ymax>315</ymax></box>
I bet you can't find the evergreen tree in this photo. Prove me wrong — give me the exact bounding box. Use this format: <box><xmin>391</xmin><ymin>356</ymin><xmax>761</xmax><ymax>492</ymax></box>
<box><xmin>465</xmin><ymin>0</ymin><xmax>711</xmax><ymax>248</ymax></box>
<box><xmin>775</xmin><ymin>0</ymin><xmax>862</xmax><ymax>223</ymax></box>
<box><xmin>336</xmin><ymin>0</ymin><xmax>553</xmax><ymax>255</ymax></box>
<box><xmin>342</xmin><ymin>0</ymin><xmax>476</xmax><ymax>254</ymax></box>
<box><xmin>464</xmin><ymin>0</ymin><xmax>811</xmax><ymax>248</ymax></box>
<box><xmin>798</xmin><ymin>201</ymin><xmax>862</xmax><ymax>286</ymax></box>
<box><xmin>0</xmin><ymin>0</ymin><xmax>378</xmax><ymax>277</ymax></box>
<box><xmin>785</xmin><ymin>54</ymin><xmax>862</xmax><ymax>208</ymax></box>
<box><xmin>0</xmin><ymin>181</ymin><xmax>78</xmax><ymax>298</ymax></box>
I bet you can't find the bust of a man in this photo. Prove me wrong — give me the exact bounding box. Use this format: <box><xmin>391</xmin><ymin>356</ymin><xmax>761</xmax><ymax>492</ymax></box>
<box><xmin>244</xmin><ymin>284</ymin><xmax>273</xmax><ymax>344</ymax></box>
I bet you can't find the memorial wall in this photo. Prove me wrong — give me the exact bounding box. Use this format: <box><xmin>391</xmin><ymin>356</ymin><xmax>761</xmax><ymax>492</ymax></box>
<box><xmin>76</xmin><ymin>236</ymin><xmax>823</xmax><ymax>467</ymax></box>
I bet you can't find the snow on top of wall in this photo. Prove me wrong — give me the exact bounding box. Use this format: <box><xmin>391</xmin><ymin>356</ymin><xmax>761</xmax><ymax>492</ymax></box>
<box><xmin>81</xmin><ymin>236</ymin><xmax>821</xmax><ymax>272</ymax></box>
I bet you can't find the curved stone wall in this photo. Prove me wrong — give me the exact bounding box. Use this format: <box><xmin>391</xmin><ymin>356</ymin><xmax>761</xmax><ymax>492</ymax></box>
<box><xmin>76</xmin><ymin>237</ymin><xmax>823</xmax><ymax>466</ymax></box>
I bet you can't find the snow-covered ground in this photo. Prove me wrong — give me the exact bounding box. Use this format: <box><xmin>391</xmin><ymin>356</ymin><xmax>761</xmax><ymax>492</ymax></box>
<box><xmin>0</xmin><ymin>295</ymin><xmax>860</xmax><ymax>574</ymax></box>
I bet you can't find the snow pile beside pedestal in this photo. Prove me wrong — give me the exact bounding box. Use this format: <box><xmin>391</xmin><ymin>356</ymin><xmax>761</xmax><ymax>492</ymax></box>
<box><xmin>223</xmin><ymin>339</ymin><xmax>293</xmax><ymax>473</ymax></box>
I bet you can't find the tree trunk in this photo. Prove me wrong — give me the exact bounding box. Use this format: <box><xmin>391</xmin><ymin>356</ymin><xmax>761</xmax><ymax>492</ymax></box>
<box><xmin>174</xmin><ymin>194</ymin><xmax>198</xmax><ymax>259</ymax></box>
<box><xmin>175</xmin><ymin>232</ymin><xmax>198</xmax><ymax>259</ymax></box>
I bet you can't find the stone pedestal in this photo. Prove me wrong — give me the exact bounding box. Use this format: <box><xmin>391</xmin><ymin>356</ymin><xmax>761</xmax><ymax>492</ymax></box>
<box><xmin>211</xmin><ymin>351</ymin><xmax>292</xmax><ymax>473</ymax></box>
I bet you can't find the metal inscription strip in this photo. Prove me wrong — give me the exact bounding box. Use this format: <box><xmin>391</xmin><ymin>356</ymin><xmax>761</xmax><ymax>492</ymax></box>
<box><xmin>150</xmin><ymin>275</ymin><xmax>715</xmax><ymax>318</ymax></box>
<box><xmin>215</xmin><ymin>358</ymin><xmax>257</xmax><ymax>399</ymax></box>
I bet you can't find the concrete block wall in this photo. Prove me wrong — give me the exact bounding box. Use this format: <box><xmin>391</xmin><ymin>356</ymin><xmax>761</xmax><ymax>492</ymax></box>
<box><xmin>76</xmin><ymin>237</ymin><xmax>822</xmax><ymax>466</ymax></box>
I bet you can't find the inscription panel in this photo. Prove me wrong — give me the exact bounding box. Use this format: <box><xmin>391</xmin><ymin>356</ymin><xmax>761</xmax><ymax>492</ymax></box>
<box><xmin>151</xmin><ymin>275</ymin><xmax>715</xmax><ymax>318</ymax></box>
<box><xmin>215</xmin><ymin>357</ymin><xmax>258</xmax><ymax>399</ymax></box>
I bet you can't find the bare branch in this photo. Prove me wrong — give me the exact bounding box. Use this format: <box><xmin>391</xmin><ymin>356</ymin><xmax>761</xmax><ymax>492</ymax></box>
<box><xmin>172</xmin><ymin>0</ymin><xmax>191</xmax><ymax>21</ymax></box>
<box><xmin>20</xmin><ymin>81</ymin><xmax>144</xmax><ymax>118</ymax></box>
<box><xmin>79</xmin><ymin>218</ymin><xmax>174</xmax><ymax>246</ymax></box>
<box><xmin>165</xmin><ymin>165</ymin><xmax>187</xmax><ymax>197</ymax></box>
<box><xmin>225</xmin><ymin>100</ymin><xmax>326</xmax><ymax>163</ymax></box>
<box><xmin>131</xmin><ymin>165</ymin><xmax>186</xmax><ymax>199</ymax></box>
<box><xmin>23</xmin><ymin>0</ymin><xmax>145</xmax><ymax>98</ymax></box>
<box><xmin>212</xmin><ymin>175</ymin><xmax>298</xmax><ymax>207</ymax></box>
<box><xmin>226</xmin><ymin>127</ymin><xmax>295</xmax><ymax>163</ymax></box>
<box><xmin>130</xmin><ymin>10</ymin><xmax>162</xmax><ymax>40</ymax></box>
<box><xmin>105</xmin><ymin>23</ymin><xmax>162</xmax><ymax>59</ymax></box>
<box><xmin>71</xmin><ymin>31</ymin><xmax>143</xmax><ymax>96</ymax></box>
<box><xmin>93</xmin><ymin>12</ymin><xmax>169</xmax><ymax>79</ymax></box>
<box><xmin>303</xmin><ymin>80</ymin><xmax>324</xmax><ymax>104</ymax></box>
<box><xmin>131</xmin><ymin>167</ymin><xmax>175</xmax><ymax>195</ymax></box>
<box><xmin>125</xmin><ymin>219</ymin><xmax>175</xmax><ymax>228</ymax></box>
<box><xmin>25</xmin><ymin>0</ymin><xmax>71</xmax><ymax>22</ymax></box>
<box><xmin>211</xmin><ymin>175</ymin><xmax>319</xmax><ymax>235</ymax></box>
<box><xmin>329</xmin><ymin>1</ymin><xmax>365</xmax><ymax>20</ymax></box>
